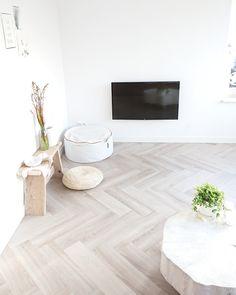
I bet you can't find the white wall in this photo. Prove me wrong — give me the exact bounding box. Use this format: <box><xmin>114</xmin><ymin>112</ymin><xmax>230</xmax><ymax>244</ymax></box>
<box><xmin>58</xmin><ymin>0</ymin><xmax>235</xmax><ymax>142</ymax></box>
<box><xmin>0</xmin><ymin>0</ymin><xmax>67</xmax><ymax>253</ymax></box>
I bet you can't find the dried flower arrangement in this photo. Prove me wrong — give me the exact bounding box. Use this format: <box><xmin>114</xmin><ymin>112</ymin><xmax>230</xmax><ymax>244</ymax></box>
<box><xmin>31</xmin><ymin>81</ymin><xmax>49</xmax><ymax>150</ymax></box>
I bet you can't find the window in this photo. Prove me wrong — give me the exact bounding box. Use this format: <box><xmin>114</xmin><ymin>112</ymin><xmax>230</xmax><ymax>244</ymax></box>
<box><xmin>228</xmin><ymin>0</ymin><xmax>236</xmax><ymax>89</ymax></box>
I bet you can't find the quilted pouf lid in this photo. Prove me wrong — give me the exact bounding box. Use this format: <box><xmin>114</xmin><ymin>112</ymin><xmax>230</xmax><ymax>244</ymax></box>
<box><xmin>62</xmin><ymin>166</ymin><xmax>103</xmax><ymax>190</ymax></box>
<box><xmin>64</xmin><ymin>125</ymin><xmax>112</xmax><ymax>144</ymax></box>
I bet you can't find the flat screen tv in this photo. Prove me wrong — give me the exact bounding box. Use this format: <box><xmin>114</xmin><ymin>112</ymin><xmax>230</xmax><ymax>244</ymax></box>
<box><xmin>111</xmin><ymin>81</ymin><xmax>180</xmax><ymax>120</ymax></box>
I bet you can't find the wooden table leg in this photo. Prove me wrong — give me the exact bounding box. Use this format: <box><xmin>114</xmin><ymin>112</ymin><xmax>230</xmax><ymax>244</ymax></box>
<box><xmin>24</xmin><ymin>175</ymin><xmax>46</xmax><ymax>216</ymax></box>
<box><xmin>53</xmin><ymin>150</ymin><xmax>63</xmax><ymax>177</ymax></box>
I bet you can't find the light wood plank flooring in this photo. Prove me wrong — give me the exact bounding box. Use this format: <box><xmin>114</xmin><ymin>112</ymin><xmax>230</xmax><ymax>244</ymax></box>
<box><xmin>1</xmin><ymin>143</ymin><xmax>236</xmax><ymax>295</ymax></box>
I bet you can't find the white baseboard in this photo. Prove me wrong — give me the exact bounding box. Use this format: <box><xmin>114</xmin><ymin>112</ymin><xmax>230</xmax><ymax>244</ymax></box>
<box><xmin>114</xmin><ymin>136</ymin><xmax>236</xmax><ymax>143</ymax></box>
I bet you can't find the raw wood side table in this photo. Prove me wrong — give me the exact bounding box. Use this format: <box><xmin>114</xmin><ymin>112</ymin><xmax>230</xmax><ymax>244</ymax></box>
<box><xmin>18</xmin><ymin>142</ymin><xmax>63</xmax><ymax>216</ymax></box>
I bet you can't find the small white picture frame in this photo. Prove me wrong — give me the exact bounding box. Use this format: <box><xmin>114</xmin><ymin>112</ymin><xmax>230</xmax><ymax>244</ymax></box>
<box><xmin>1</xmin><ymin>13</ymin><xmax>17</xmax><ymax>49</ymax></box>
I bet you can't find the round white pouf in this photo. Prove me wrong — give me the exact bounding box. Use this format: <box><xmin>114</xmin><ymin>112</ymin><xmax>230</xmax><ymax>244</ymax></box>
<box><xmin>62</xmin><ymin>166</ymin><xmax>103</xmax><ymax>190</ymax></box>
<box><xmin>64</xmin><ymin>125</ymin><xmax>113</xmax><ymax>163</ymax></box>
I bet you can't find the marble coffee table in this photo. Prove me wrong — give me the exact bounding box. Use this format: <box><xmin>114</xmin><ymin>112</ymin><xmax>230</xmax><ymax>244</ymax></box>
<box><xmin>160</xmin><ymin>211</ymin><xmax>236</xmax><ymax>295</ymax></box>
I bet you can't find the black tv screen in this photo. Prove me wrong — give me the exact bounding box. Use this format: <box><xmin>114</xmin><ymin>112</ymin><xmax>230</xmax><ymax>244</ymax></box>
<box><xmin>111</xmin><ymin>81</ymin><xmax>180</xmax><ymax>120</ymax></box>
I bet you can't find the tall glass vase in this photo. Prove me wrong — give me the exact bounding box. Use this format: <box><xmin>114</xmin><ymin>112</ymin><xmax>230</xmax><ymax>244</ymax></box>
<box><xmin>39</xmin><ymin>127</ymin><xmax>49</xmax><ymax>151</ymax></box>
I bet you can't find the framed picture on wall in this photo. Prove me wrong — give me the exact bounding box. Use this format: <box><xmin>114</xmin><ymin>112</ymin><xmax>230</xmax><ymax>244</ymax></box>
<box><xmin>1</xmin><ymin>13</ymin><xmax>17</xmax><ymax>49</ymax></box>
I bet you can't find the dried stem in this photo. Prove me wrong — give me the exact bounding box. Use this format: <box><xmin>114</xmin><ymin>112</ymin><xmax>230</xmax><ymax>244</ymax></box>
<box><xmin>31</xmin><ymin>81</ymin><xmax>48</xmax><ymax>129</ymax></box>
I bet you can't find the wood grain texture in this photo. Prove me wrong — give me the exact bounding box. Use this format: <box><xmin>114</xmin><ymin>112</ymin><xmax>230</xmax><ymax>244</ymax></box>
<box><xmin>1</xmin><ymin>143</ymin><xmax>236</xmax><ymax>294</ymax></box>
<box><xmin>22</xmin><ymin>143</ymin><xmax>63</xmax><ymax>216</ymax></box>
<box><xmin>24</xmin><ymin>175</ymin><xmax>46</xmax><ymax>216</ymax></box>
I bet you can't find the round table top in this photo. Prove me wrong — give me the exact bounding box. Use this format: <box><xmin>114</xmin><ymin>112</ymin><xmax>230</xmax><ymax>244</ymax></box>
<box><xmin>162</xmin><ymin>211</ymin><xmax>236</xmax><ymax>288</ymax></box>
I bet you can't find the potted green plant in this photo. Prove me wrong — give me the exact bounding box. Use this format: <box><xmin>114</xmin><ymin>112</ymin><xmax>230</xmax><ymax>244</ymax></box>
<box><xmin>192</xmin><ymin>183</ymin><xmax>224</xmax><ymax>218</ymax></box>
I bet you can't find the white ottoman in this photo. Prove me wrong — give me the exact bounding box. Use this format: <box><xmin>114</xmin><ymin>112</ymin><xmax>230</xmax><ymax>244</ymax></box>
<box><xmin>64</xmin><ymin>125</ymin><xmax>113</xmax><ymax>163</ymax></box>
<box><xmin>62</xmin><ymin>166</ymin><xmax>103</xmax><ymax>190</ymax></box>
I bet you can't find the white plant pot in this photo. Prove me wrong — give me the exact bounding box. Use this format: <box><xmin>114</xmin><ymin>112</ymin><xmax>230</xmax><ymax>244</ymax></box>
<box><xmin>198</xmin><ymin>206</ymin><xmax>216</xmax><ymax>218</ymax></box>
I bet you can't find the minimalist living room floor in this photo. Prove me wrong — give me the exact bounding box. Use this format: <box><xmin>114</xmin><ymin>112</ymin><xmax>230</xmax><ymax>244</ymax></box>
<box><xmin>1</xmin><ymin>143</ymin><xmax>236</xmax><ymax>295</ymax></box>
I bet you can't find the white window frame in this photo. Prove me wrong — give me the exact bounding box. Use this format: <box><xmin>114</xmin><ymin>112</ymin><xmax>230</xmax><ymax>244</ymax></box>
<box><xmin>227</xmin><ymin>0</ymin><xmax>236</xmax><ymax>97</ymax></box>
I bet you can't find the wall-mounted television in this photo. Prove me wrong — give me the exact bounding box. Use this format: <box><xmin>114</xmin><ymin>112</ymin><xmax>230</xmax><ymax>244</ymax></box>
<box><xmin>111</xmin><ymin>81</ymin><xmax>180</xmax><ymax>120</ymax></box>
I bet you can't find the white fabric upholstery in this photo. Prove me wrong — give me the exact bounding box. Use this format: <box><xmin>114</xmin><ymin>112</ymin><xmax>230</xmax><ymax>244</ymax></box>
<box><xmin>64</xmin><ymin>125</ymin><xmax>112</xmax><ymax>144</ymax></box>
<box><xmin>64</xmin><ymin>125</ymin><xmax>113</xmax><ymax>163</ymax></box>
<box><xmin>62</xmin><ymin>166</ymin><xmax>103</xmax><ymax>190</ymax></box>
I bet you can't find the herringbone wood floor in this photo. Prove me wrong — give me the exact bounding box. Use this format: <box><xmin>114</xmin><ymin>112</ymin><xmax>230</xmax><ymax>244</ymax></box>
<box><xmin>1</xmin><ymin>143</ymin><xmax>236</xmax><ymax>295</ymax></box>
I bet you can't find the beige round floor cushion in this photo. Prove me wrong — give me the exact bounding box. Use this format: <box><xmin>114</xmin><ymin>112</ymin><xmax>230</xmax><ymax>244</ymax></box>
<box><xmin>62</xmin><ymin>166</ymin><xmax>103</xmax><ymax>190</ymax></box>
